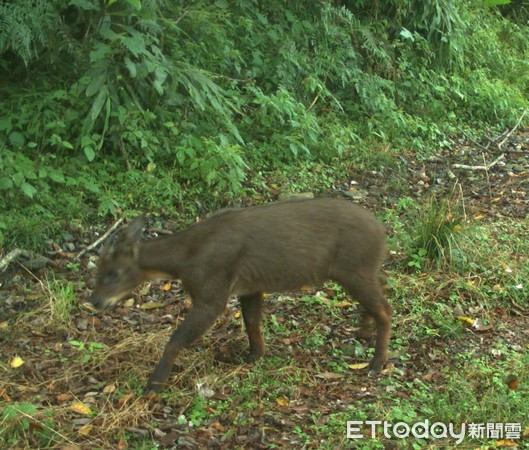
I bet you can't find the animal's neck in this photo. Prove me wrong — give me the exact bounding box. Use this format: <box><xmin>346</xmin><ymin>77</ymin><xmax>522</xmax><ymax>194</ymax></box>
<box><xmin>138</xmin><ymin>233</ymin><xmax>186</xmax><ymax>281</ymax></box>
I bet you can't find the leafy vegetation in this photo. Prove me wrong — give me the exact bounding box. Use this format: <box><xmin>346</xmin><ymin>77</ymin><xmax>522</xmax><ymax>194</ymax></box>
<box><xmin>1</xmin><ymin>0</ymin><xmax>529</xmax><ymax>247</ymax></box>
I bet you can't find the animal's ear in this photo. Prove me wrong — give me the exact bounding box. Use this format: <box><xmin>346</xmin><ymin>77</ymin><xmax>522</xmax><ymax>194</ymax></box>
<box><xmin>111</xmin><ymin>216</ymin><xmax>145</xmax><ymax>259</ymax></box>
<box><xmin>122</xmin><ymin>216</ymin><xmax>145</xmax><ymax>243</ymax></box>
<box><xmin>98</xmin><ymin>217</ymin><xmax>145</xmax><ymax>260</ymax></box>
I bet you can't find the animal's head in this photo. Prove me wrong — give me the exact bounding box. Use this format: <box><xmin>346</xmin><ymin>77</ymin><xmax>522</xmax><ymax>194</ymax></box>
<box><xmin>90</xmin><ymin>217</ymin><xmax>145</xmax><ymax>312</ymax></box>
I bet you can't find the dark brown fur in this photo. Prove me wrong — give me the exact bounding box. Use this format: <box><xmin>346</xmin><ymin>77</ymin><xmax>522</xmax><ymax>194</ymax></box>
<box><xmin>90</xmin><ymin>198</ymin><xmax>391</xmax><ymax>392</ymax></box>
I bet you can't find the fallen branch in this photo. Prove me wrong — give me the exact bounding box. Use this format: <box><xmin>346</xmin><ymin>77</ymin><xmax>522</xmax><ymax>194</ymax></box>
<box><xmin>75</xmin><ymin>217</ymin><xmax>124</xmax><ymax>260</ymax></box>
<box><xmin>452</xmin><ymin>153</ymin><xmax>505</xmax><ymax>171</ymax></box>
<box><xmin>497</xmin><ymin>109</ymin><xmax>527</xmax><ymax>149</ymax></box>
<box><xmin>0</xmin><ymin>249</ymin><xmax>27</xmax><ymax>272</ymax></box>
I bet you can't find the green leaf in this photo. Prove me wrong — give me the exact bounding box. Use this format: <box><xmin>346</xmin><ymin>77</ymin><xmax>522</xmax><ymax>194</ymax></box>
<box><xmin>63</xmin><ymin>141</ymin><xmax>74</xmax><ymax>150</ymax></box>
<box><xmin>21</xmin><ymin>182</ymin><xmax>37</xmax><ymax>198</ymax></box>
<box><xmin>124</xmin><ymin>57</ymin><xmax>137</xmax><ymax>77</ymax></box>
<box><xmin>81</xmin><ymin>179</ymin><xmax>100</xmax><ymax>193</ymax></box>
<box><xmin>124</xmin><ymin>0</ymin><xmax>141</xmax><ymax>10</ymax></box>
<box><xmin>49</xmin><ymin>169</ymin><xmax>65</xmax><ymax>183</ymax></box>
<box><xmin>84</xmin><ymin>146</ymin><xmax>96</xmax><ymax>162</ymax></box>
<box><xmin>0</xmin><ymin>119</ymin><xmax>11</xmax><ymax>132</ymax></box>
<box><xmin>120</xmin><ymin>31</ymin><xmax>147</xmax><ymax>58</ymax></box>
<box><xmin>400</xmin><ymin>28</ymin><xmax>414</xmax><ymax>41</ymax></box>
<box><xmin>12</xmin><ymin>172</ymin><xmax>25</xmax><ymax>187</ymax></box>
<box><xmin>86</xmin><ymin>74</ymin><xmax>106</xmax><ymax>97</ymax></box>
<box><xmin>8</xmin><ymin>132</ymin><xmax>25</xmax><ymax>148</ymax></box>
<box><xmin>0</xmin><ymin>177</ymin><xmax>13</xmax><ymax>190</ymax></box>
<box><xmin>23</xmin><ymin>168</ymin><xmax>37</xmax><ymax>180</ymax></box>
<box><xmin>69</xmin><ymin>0</ymin><xmax>100</xmax><ymax>11</ymax></box>
<box><xmin>89</xmin><ymin>43</ymin><xmax>112</xmax><ymax>63</ymax></box>
<box><xmin>90</xmin><ymin>87</ymin><xmax>108</xmax><ymax>122</ymax></box>
<box><xmin>81</xmin><ymin>135</ymin><xmax>94</xmax><ymax>147</ymax></box>
<box><xmin>483</xmin><ymin>0</ymin><xmax>511</xmax><ymax>7</ymax></box>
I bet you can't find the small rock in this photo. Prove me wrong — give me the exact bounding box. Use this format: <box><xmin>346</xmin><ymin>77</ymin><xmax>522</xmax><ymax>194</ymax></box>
<box><xmin>278</xmin><ymin>192</ymin><xmax>314</xmax><ymax>201</ymax></box>
<box><xmin>76</xmin><ymin>319</ymin><xmax>88</xmax><ymax>330</ymax></box>
<box><xmin>23</xmin><ymin>256</ymin><xmax>52</xmax><ymax>270</ymax></box>
<box><xmin>62</xmin><ymin>232</ymin><xmax>74</xmax><ymax>242</ymax></box>
<box><xmin>342</xmin><ymin>189</ymin><xmax>368</xmax><ymax>200</ymax></box>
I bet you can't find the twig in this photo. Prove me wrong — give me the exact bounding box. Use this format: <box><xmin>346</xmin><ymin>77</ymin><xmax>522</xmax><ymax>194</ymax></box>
<box><xmin>497</xmin><ymin>109</ymin><xmax>527</xmax><ymax>149</ymax></box>
<box><xmin>452</xmin><ymin>153</ymin><xmax>505</xmax><ymax>171</ymax></box>
<box><xmin>457</xmin><ymin>127</ymin><xmax>489</xmax><ymax>152</ymax></box>
<box><xmin>307</xmin><ymin>93</ymin><xmax>320</xmax><ymax>111</ymax></box>
<box><xmin>456</xmin><ymin>182</ymin><xmax>467</xmax><ymax>222</ymax></box>
<box><xmin>75</xmin><ymin>217</ymin><xmax>124</xmax><ymax>260</ymax></box>
<box><xmin>483</xmin><ymin>153</ymin><xmax>492</xmax><ymax>199</ymax></box>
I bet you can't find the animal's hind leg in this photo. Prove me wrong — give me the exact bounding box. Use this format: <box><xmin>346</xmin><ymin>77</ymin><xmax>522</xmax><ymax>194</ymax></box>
<box><xmin>239</xmin><ymin>293</ymin><xmax>265</xmax><ymax>363</ymax></box>
<box><xmin>336</xmin><ymin>270</ymin><xmax>391</xmax><ymax>373</ymax></box>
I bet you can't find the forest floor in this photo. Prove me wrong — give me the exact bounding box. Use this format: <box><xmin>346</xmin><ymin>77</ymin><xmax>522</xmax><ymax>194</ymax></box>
<box><xmin>1</xmin><ymin>128</ymin><xmax>528</xmax><ymax>449</ymax></box>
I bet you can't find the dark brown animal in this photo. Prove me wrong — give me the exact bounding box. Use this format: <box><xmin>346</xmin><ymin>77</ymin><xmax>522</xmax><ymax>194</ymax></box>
<box><xmin>90</xmin><ymin>198</ymin><xmax>391</xmax><ymax>392</ymax></box>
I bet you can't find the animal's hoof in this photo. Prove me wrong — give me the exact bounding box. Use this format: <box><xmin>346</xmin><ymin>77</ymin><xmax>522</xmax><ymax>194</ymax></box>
<box><xmin>367</xmin><ymin>358</ymin><xmax>384</xmax><ymax>376</ymax></box>
<box><xmin>145</xmin><ymin>381</ymin><xmax>165</xmax><ymax>394</ymax></box>
<box><xmin>244</xmin><ymin>352</ymin><xmax>264</xmax><ymax>364</ymax></box>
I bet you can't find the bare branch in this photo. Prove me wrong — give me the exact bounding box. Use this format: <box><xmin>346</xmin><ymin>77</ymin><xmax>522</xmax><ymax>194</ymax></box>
<box><xmin>75</xmin><ymin>217</ymin><xmax>124</xmax><ymax>260</ymax></box>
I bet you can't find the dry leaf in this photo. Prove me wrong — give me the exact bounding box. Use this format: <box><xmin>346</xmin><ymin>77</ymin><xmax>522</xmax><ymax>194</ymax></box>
<box><xmin>333</xmin><ymin>301</ymin><xmax>352</xmax><ymax>308</ymax></box>
<box><xmin>103</xmin><ymin>384</ymin><xmax>117</xmax><ymax>394</ymax></box>
<box><xmin>0</xmin><ymin>320</ymin><xmax>9</xmax><ymax>329</ymax></box>
<box><xmin>505</xmin><ymin>374</ymin><xmax>519</xmax><ymax>390</ymax></box>
<box><xmin>117</xmin><ymin>393</ymin><xmax>135</xmax><ymax>407</ymax></box>
<box><xmin>211</xmin><ymin>421</ymin><xmax>224</xmax><ymax>432</ymax></box>
<box><xmin>348</xmin><ymin>362</ymin><xmax>370</xmax><ymax>370</ymax></box>
<box><xmin>139</xmin><ymin>301</ymin><xmax>164</xmax><ymax>310</ymax></box>
<box><xmin>276</xmin><ymin>395</ymin><xmax>290</xmax><ymax>407</ymax></box>
<box><xmin>71</xmin><ymin>402</ymin><xmax>92</xmax><ymax>416</ymax></box>
<box><xmin>162</xmin><ymin>282</ymin><xmax>172</xmax><ymax>291</ymax></box>
<box><xmin>315</xmin><ymin>372</ymin><xmax>345</xmax><ymax>380</ymax></box>
<box><xmin>457</xmin><ymin>316</ymin><xmax>475</xmax><ymax>326</ymax></box>
<box><xmin>78</xmin><ymin>423</ymin><xmax>92</xmax><ymax>436</ymax></box>
<box><xmin>10</xmin><ymin>356</ymin><xmax>24</xmax><ymax>368</ymax></box>
<box><xmin>56</xmin><ymin>393</ymin><xmax>71</xmax><ymax>403</ymax></box>
<box><xmin>496</xmin><ymin>440</ymin><xmax>518</xmax><ymax>447</ymax></box>
<box><xmin>0</xmin><ymin>387</ymin><xmax>12</xmax><ymax>402</ymax></box>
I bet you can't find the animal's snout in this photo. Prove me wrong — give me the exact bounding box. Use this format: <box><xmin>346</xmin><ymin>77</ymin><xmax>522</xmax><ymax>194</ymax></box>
<box><xmin>89</xmin><ymin>295</ymin><xmax>111</xmax><ymax>312</ymax></box>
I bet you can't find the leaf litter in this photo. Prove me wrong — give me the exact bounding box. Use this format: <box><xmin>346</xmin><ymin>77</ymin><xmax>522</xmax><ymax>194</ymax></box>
<box><xmin>1</xmin><ymin>130</ymin><xmax>529</xmax><ymax>448</ymax></box>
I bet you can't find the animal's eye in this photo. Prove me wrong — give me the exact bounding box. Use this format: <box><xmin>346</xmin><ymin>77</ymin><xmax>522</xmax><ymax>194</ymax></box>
<box><xmin>103</xmin><ymin>270</ymin><xmax>118</xmax><ymax>284</ymax></box>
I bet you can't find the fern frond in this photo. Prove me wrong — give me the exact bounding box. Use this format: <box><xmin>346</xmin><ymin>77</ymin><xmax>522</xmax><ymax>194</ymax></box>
<box><xmin>0</xmin><ymin>0</ymin><xmax>55</xmax><ymax>66</ymax></box>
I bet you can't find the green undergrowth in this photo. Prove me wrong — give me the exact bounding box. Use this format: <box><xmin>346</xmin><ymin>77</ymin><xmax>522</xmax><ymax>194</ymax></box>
<box><xmin>2</xmin><ymin>0</ymin><xmax>529</xmax><ymax>250</ymax></box>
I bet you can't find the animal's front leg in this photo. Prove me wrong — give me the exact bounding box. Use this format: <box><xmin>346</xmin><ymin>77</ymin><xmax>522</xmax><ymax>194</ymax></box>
<box><xmin>146</xmin><ymin>300</ymin><xmax>226</xmax><ymax>392</ymax></box>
